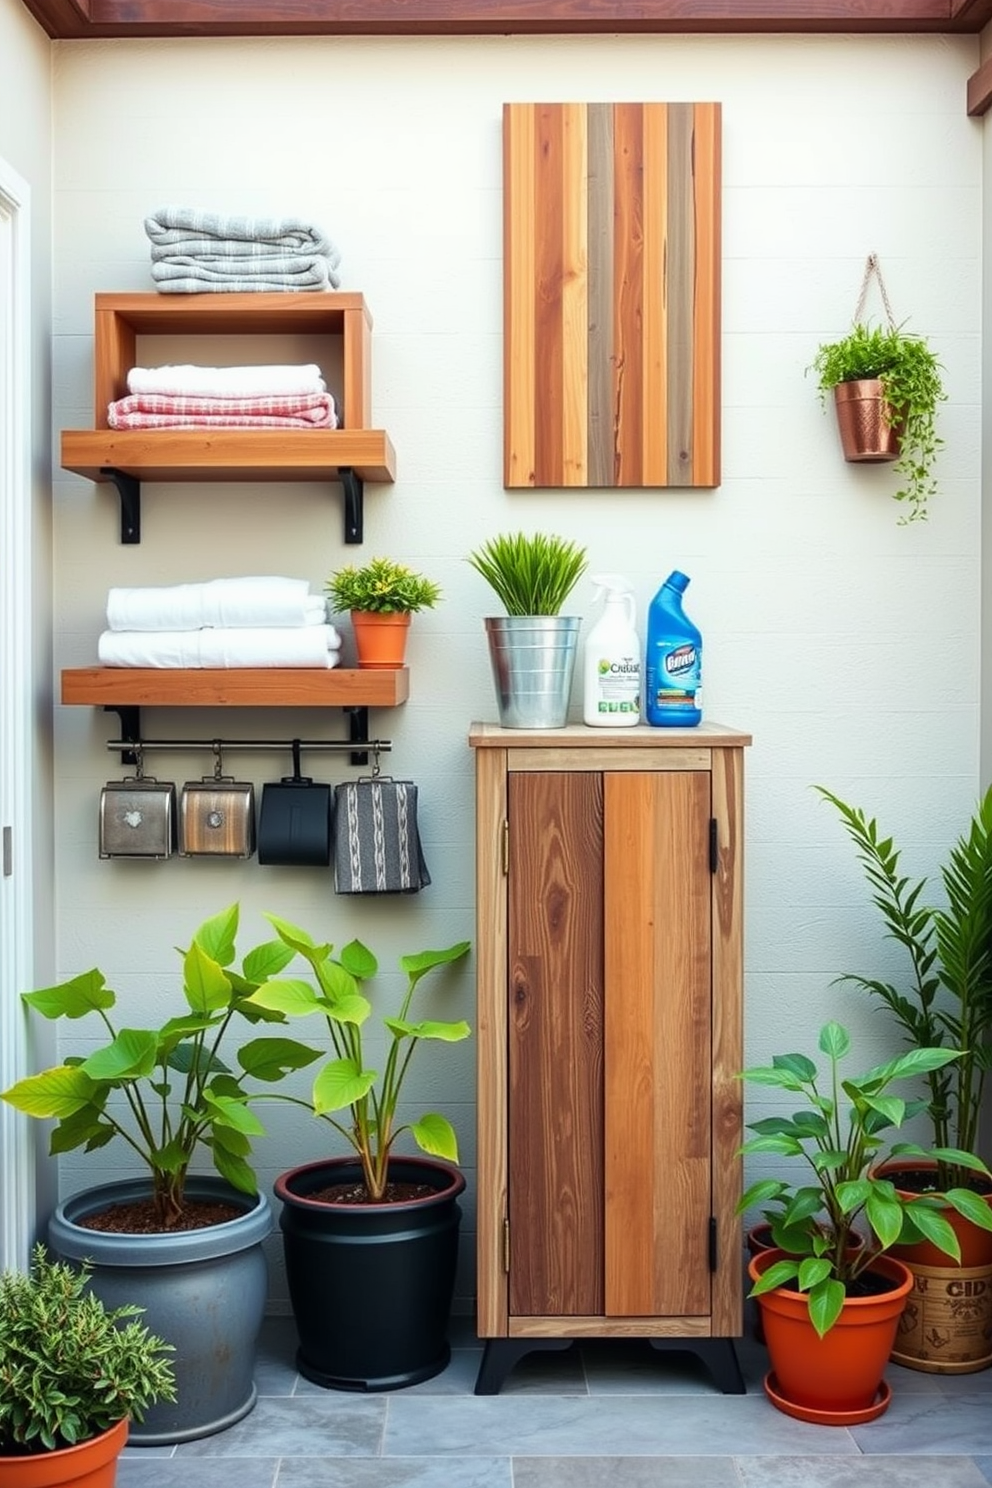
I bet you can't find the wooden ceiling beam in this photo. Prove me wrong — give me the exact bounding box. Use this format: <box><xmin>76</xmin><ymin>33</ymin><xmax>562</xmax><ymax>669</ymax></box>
<box><xmin>18</xmin><ymin>0</ymin><xmax>992</xmax><ymax>39</ymax></box>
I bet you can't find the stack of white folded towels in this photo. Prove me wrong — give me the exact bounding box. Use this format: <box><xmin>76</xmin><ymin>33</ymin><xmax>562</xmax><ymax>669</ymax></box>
<box><xmin>144</xmin><ymin>206</ymin><xmax>342</xmax><ymax>294</ymax></box>
<box><xmin>97</xmin><ymin>576</ymin><xmax>342</xmax><ymax>669</ymax></box>
<box><xmin>107</xmin><ymin>363</ymin><xmax>338</xmax><ymax>431</ymax></box>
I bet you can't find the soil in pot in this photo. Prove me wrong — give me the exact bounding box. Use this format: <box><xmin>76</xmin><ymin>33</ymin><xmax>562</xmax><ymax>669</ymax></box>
<box><xmin>73</xmin><ymin>1196</ymin><xmax>244</xmax><ymax>1233</ymax></box>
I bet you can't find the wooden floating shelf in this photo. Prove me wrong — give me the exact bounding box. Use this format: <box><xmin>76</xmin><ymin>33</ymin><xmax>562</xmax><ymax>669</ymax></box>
<box><xmin>61</xmin><ymin>667</ymin><xmax>409</xmax><ymax>709</ymax></box>
<box><xmin>60</xmin><ymin>428</ymin><xmax>396</xmax><ymax>486</ymax></box>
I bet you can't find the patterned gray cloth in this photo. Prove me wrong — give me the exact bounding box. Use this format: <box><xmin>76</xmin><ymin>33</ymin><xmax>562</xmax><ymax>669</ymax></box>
<box><xmin>333</xmin><ymin>780</ymin><xmax>431</xmax><ymax>894</ymax></box>
<box><xmin>144</xmin><ymin>206</ymin><xmax>342</xmax><ymax>291</ymax></box>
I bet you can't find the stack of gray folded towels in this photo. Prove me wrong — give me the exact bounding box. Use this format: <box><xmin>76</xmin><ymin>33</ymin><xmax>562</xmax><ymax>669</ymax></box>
<box><xmin>144</xmin><ymin>206</ymin><xmax>342</xmax><ymax>293</ymax></box>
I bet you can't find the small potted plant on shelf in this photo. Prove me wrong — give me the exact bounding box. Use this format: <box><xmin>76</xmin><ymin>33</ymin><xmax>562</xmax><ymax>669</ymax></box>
<box><xmin>246</xmin><ymin>915</ymin><xmax>472</xmax><ymax>1391</ymax></box>
<box><xmin>738</xmin><ymin>1020</ymin><xmax>989</xmax><ymax>1424</ymax></box>
<box><xmin>0</xmin><ymin>1243</ymin><xmax>175</xmax><ymax>1485</ymax></box>
<box><xmin>817</xmin><ymin>783</ymin><xmax>992</xmax><ymax>1372</ymax></box>
<box><xmin>0</xmin><ymin>903</ymin><xmax>321</xmax><ymax>1444</ymax></box>
<box><xmin>466</xmin><ymin>531</ymin><xmax>588</xmax><ymax>728</ymax></box>
<box><xmin>325</xmin><ymin>556</ymin><xmax>442</xmax><ymax>669</ymax></box>
<box><xmin>809</xmin><ymin>319</ymin><xmax>945</xmax><ymax>524</ymax></box>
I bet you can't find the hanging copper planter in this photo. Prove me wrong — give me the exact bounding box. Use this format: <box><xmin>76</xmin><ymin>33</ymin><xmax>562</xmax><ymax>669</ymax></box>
<box><xmin>833</xmin><ymin>379</ymin><xmax>901</xmax><ymax>464</ymax></box>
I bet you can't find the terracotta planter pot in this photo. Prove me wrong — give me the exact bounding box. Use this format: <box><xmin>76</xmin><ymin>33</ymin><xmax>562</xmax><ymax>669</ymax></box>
<box><xmin>350</xmin><ymin>611</ymin><xmax>411</xmax><ymax>669</ymax></box>
<box><xmin>0</xmin><ymin>1416</ymin><xmax>128</xmax><ymax>1488</ymax></box>
<box><xmin>872</xmin><ymin>1158</ymin><xmax>992</xmax><ymax>1374</ymax></box>
<box><xmin>749</xmin><ymin>1247</ymin><xmax>912</xmax><ymax>1424</ymax></box>
<box><xmin>832</xmin><ymin>379</ymin><xmax>901</xmax><ymax>463</ymax></box>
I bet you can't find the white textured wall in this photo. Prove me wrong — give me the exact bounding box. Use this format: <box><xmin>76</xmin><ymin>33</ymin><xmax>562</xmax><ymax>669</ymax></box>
<box><xmin>46</xmin><ymin>32</ymin><xmax>985</xmax><ymax>1311</ymax></box>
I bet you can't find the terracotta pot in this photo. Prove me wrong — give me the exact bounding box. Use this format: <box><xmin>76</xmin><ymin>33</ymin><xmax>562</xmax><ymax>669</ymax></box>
<box><xmin>0</xmin><ymin>1416</ymin><xmax>128</xmax><ymax>1488</ymax></box>
<box><xmin>749</xmin><ymin>1247</ymin><xmax>912</xmax><ymax>1424</ymax></box>
<box><xmin>832</xmin><ymin>379</ymin><xmax>901</xmax><ymax>463</ymax></box>
<box><xmin>351</xmin><ymin>610</ymin><xmax>411</xmax><ymax>669</ymax></box>
<box><xmin>872</xmin><ymin>1158</ymin><xmax>992</xmax><ymax>1268</ymax></box>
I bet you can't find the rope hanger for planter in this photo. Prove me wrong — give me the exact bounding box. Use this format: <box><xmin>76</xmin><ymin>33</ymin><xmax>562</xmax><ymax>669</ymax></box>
<box><xmin>853</xmin><ymin>252</ymin><xmax>897</xmax><ymax>329</ymax></box>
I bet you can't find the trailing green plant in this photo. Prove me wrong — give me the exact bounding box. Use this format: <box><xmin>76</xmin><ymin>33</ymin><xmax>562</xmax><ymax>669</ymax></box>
<box><xmin>467</xmin><ymin>531</ymin><xmax>588</xmax><ymax>615</ymax></box>
<box><xmin>326</xmin><ymin>556</ymin><xmax>442</xmax><ymax>614</ymax></box>
<box><xmin>808</xmin><ymin>320</ymin><xmax>945</xmax><ymax>524</ymax></box>
<box><xmin>0</xmin><ymin>904</ymin><xmax>321</xmax><ymax>1228</ymax></box>
<box><xmin>0</xmin><ymin>1244</ymin><xmax>175</xmax><ymax>1455</ymax></box>
<box><xmin>246</xmin><ymin>919</ymin><xmax>471</xmax><ymax>1201</ymax></box>
<box><xmin>817</xmin><ymin>784</ymin><xmax>992</xmax><ymax>1185</ymax></box>
<box><xmin>737</xmin><ymin>1020</ymin><xmax>992</xmax><ymax>1336</ymax></box>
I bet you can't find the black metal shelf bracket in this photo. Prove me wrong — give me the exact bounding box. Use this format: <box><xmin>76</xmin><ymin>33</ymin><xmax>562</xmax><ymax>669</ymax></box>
<box><xmin>101</xmin><ymin>467</ymin><xmax>363</xmax><ymax>546</ymax></box>
<box><xmin>347</xmin><ymin>705</ymin><xmax>370</xmax><ymax>766</ymax></box>
<box><xmin>102</xmin><ymin>468</ymin><xmax>141</xmax><ymax>544</ymax></box>
<box><xmin>105</xmin><ymin>704</ymin><xmax>141</xmax><ymax>766</ymax></box>
<box><xmin>340</xmin><ymin>467</ymin><xmax>363</xmax><ymax>544</ymax></box>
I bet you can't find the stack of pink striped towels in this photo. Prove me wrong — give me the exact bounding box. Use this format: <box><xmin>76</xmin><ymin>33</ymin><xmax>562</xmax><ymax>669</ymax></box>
<box><xmin>107</xmin><ymin>362</ymin><xmax>338</xmax><ymax>430</ymax></box>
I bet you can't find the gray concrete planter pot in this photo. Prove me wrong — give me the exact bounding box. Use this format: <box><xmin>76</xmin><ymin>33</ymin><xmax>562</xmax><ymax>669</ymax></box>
<box><xmin>48</xmin><ymin>1177</ymin><xmax>272</xmax><ymax>1446</ymax></box>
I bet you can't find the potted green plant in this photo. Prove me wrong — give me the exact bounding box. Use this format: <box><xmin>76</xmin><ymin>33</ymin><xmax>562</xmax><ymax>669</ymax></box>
<box><xmin>0</xmin><ymin>1243</ymin><xmax>175</xmax><ymax>1485</ymax></box>
<box><xmin>466</xmin><ymin>531</ymin><xmax>588</xmax><ymax>728</ymax></box>
<box><xmin>246</xmin><ymin>916</ymin><xmax>471</xmax><ymax>1391</ymax></box>
<box><xmin>809</xmin><ymin>319</ymin><xmax>945</xmax><ymax>524</ymax></box>
<box><xmin>738</xmin><ymin>1020</ymin><xmax>989</xmax><ymax>1423</ymax></box>
<box><xmin>325</xmin><ymin>555</ymin><xmax>442</xmax><ymax>668</ymax></box>
<box><xmin>0</xmin><ymin>903</ymin><xmax>321</xmax><ymax>1443</ymax></box>
<box><xmin>817</xmin><ymin>783</ymin><xmax>992</xmax><ymax>1370</ymax></box>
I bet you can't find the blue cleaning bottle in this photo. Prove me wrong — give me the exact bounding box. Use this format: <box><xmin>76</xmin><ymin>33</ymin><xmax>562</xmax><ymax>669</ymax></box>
<box><xmin>644</xmin><ymin>570</ymin><xmax>703</xmax><ymax>727</ymax></box>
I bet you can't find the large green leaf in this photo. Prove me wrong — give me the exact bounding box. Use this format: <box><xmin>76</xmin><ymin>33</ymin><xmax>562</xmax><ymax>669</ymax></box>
<box><xmin>202</xmin><ymin>1091</ymin><xmax>266</xmax><ymax>1135</ymax></box>
<box><xmin>1</xmin><ymin>1065</ymin><xmax>96</xmax><ymax>1118</ymax></box>
<box><xmin>312</xmin><ymin>1057</ymin><xmax>377</xmax><ymax>1114</ymax></box>
<box><xmin>905</xmin><ymin>1203</ymin><xmax>962</xmax><ymax>1258</ymax></box>
<box><xmin>248</xmin><ymin>978</ymin><xmax>323</xmax><ymax>1017</ymax></box>
<box><xmin>237</xmin><ymin>1037</ymin><xmax>321</xmax><ymax>1080</ymax></box>
<box><xmin>943</xmin><ymin>1189</ymin><xmax>992</xmax><ymax>1231</ymax></box>
<box><xmin>210</xmin><ymin>1143</ymin><xmax>257</xmax><ymax>1194</ymax></box>
<box><xmin>864</xmin><ymin>1187</ymin><xmax>905</xmax><ymax>1248</ymax></box>
<box><xmin>81</xmin><ymin>1029</ymin><xmax>159</xmax><ymax>1083</ymax></box>
<box><xmin>411</xmin><ymin>1112</ymin><xmax>460</xmax><ymax>1161</ymax></box>
<box><xmin>808</xmin><ymin>1277</ymin><xmax>846</xmax><ymax>1338</ymax></box>
<box><xmin>384</xmin><ymin>1017</ymin><xmax>471</xmax><ymax>1043</ymax></box>
<box><xmin>241</xmin><ymin>939</ymin><xmax>297</xmax><ymax>984</ymax></box>
<box><xmin>819</xmin><ymin>1022</ymin><xmax>850</xmax><ymax>1060</ymax></box>
<box><xmin>184</xmin><ymin>941</ymin><xmax>233</xmax><ymax>1014</ymax></box>
<box><xmin>400</xmin><ymin>941</ymin><xmax>471</xmax><ymax>984</ymax></box>
<box><xmin>22</xmin><ymin>968</ymin><xmax>114</xmax><ymax>1020</ymax></box>
<box><xmin>192</xmin><ymin>902</ymin><xmax>239</xmax><ymax>967</ymax></box>
<box><xmin>339</xmin><ymin>939</ymin><xmax>378</xmax><ymax>979</ymax></box>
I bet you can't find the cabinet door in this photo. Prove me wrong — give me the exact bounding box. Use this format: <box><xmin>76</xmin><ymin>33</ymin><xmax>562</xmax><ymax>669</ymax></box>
<box><xmin>507</xmin><ymin>768</ymin><xmax>712</xmax><ymax>1320</ymax></box>
<box><xmin>507</xmin><ymin>771</ymin><xmax>605</xmax><ymax>1317</ymax></box>
<box><xmin>603</xmin><ymin>770</ymin><xmax>712</xmax><ymax>1317</ymax></box>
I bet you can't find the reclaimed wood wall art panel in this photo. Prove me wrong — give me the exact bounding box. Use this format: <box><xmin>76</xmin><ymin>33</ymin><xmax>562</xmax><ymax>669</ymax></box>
<box><xmin>503</xmin><ymin>101</ymin><xmax>721</xmax><ymax>490</ymax></box>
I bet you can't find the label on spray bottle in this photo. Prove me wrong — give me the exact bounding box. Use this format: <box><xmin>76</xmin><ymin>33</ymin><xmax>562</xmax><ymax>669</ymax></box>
<box><xmin>590</xmin><ymin>654</ymin><xmax>641</xmax><ymax>717</ymax></box>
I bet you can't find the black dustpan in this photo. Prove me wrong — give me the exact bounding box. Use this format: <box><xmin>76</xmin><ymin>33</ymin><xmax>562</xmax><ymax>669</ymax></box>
<box><xmin>258</xmin><ymin>740</ymin><xmax>332</xmax><ymax>867</ymax></box>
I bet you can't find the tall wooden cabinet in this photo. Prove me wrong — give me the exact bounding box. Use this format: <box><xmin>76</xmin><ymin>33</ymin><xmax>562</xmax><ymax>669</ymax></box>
<box><xmin>468</xmin><ymin>721</ymin><xmax>750</xmax><ymax>1393</ymax></box>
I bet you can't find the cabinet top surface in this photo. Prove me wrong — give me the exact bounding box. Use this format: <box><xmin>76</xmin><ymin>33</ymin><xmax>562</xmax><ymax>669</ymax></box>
<box><xmin>468</xmin><ymin>721</ymin><xmax>752</xmax><ymax>748</ymax></box>
<box><xmin>93</xmin><ymin>291</ymin><xmax>370</xmax><ymax>332</ymax></box>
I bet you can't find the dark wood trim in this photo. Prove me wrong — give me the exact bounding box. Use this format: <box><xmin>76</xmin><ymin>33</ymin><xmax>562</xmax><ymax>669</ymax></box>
<box><xmin>968</xmin><ymin>55</ymin><xmax>992</xmax><ymax>114</ymax></box>
<box><xmin>17</xmin><ymin>0</ymin><xmax>992</xmax><ymax>39</ymax></box>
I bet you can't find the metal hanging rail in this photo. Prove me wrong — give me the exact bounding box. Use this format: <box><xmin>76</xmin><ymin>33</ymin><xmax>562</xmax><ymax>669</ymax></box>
<box><xmin>105</xmin><ymin>737</ymin><xmax>392</xmax><ymax>754</ymax></box>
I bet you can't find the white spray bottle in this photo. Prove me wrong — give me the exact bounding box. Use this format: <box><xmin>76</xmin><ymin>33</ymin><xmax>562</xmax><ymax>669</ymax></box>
<box><xmin>582</xmin><ymin>574</ymin><xmax>641</xmax><ymax>727</ymax></box>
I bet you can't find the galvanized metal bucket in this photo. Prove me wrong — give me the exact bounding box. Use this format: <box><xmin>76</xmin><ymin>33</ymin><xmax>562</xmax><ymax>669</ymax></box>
<box><xmin>484</xmin><ymin>615</ymin><xmax>580</xmax><ymax>729</ymax></box>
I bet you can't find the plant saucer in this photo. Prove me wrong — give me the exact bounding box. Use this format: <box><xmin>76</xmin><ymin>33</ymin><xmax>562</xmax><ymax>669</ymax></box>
<box><xmin>763</xmin><ymin>1372</ymin><xmax>892</xmax><ymax>1426</ymax></box>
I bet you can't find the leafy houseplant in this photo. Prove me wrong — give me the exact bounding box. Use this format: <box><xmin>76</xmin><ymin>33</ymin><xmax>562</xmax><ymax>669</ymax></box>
<box><xmin>809</xmin><ymin>319</ymin><xmax>945</xmax><ymax>524</ymax></box>
<box><xmin>248</xmin><ymin>919</ymin><xmax>472</xmax><ymax>1391</ymax></box>
<box><xmin>0</xmin><ymin>903</ymin><xmax>320</xmax><ymax>1230</ymax></box>
<box><xmin>0</xmin><ymin>1243</ymin><xmax>175</xmax><ymax>1457</ymax></box>
<box><xmin>738</xmin><ymin>1021</ymin><xmax>990</xmax><ymax>1337</ymax></box>
<box><xmin>467</xmin><ymin>532</ymin><xmax>588</xmax><ymax>729</ymax></box>
<box><xmin>466</xmin><ymin>531</ymin><xmax>587</xmax><ymax>616</ymax></box>
<box><xmin>817</xmin><ymin>785</ymin><xmax>992</xmax><ymax>1184</ymax></box>
<box><xmin>248</xmin><ymin>917</ymin><xmax>471</xmax><ymax>1199</ymax></box>
<box><xmin>325</xmin><ymin>556</ymin><xmax>442</xmax><ymax>614</ymax></box>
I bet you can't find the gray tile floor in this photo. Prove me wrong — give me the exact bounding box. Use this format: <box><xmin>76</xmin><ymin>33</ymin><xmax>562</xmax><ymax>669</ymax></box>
<box><xmin>118</xmin><ymin>1310</ymin><xmax>992</xmax><ymax>1488</ymax></box>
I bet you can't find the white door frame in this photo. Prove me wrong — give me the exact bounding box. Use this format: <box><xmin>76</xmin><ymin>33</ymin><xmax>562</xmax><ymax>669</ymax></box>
<box><xmin>0</xmin><ymin>156</ymin><xmax>36</xmax><ymax>1272</ymax></box>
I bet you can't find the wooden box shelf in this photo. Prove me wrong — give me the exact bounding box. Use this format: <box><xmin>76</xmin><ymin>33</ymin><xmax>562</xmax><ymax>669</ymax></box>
<box><xmin>61</xmin><ymin>292</ymin><xmax>396</xmax><ymax>543</ymax></box>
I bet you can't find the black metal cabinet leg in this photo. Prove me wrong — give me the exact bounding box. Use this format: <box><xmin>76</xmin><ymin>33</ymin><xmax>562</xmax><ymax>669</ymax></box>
<box><xmin>648</xmin><ymin>1337</ymin><xmax>746</xmax><ymax>1394</ymax></box>
<box><xmin>474</xmin><ymin>1338</ymin><xmax>574</xmax><ymax>1395</ymax></box>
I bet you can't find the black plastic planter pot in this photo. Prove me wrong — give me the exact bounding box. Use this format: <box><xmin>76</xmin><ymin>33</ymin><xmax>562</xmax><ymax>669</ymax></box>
<box><xmin>275</xmin><ymin>1155</ymin><xmax>465</xmax><ymax>1391</ymax></box>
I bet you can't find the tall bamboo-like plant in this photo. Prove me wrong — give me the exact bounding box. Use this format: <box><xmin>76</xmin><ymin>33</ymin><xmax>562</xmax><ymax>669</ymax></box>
<box><xmin>817</xmin><ymin>785</ymin><xmax>992</xmax><ymax>1182</ymax></box>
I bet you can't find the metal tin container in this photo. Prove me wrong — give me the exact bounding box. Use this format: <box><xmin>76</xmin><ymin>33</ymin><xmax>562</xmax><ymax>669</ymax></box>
<box><xmin>99</xmin><ymin>778</ymin><xmax>177</xmax><ymax>859</ymax></box>
<box><xmin>179</xmin><ymin>777</ymin><xmax>256</xmax><ymax>858</ymax></box>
